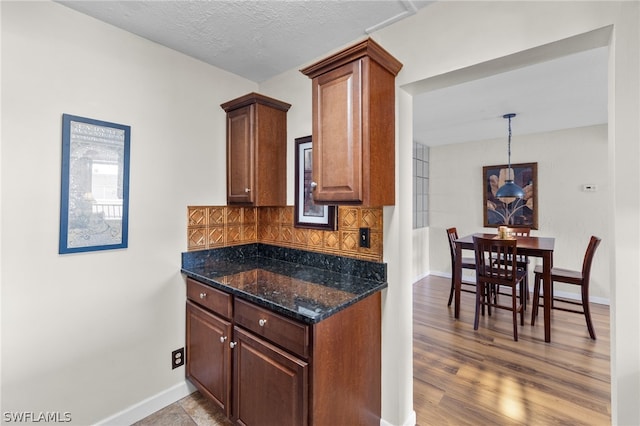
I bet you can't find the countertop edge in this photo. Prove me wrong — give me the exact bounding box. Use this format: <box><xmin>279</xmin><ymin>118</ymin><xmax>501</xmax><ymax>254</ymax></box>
<box><xmin>181</xmin><ymin>269</ymin><xmax>388</xmax><ymax>325</ymax></box>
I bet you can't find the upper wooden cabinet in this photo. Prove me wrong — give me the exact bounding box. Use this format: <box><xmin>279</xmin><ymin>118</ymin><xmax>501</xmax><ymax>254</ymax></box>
<box><xmin>301</xmin><ymin>38</ymin><xmax>402</xmax><ymax>206</ymax></box>
<box><xmin>221</xmin><ymin>93</ymin><xmax>291</xmax><ymax>206</ymax></box>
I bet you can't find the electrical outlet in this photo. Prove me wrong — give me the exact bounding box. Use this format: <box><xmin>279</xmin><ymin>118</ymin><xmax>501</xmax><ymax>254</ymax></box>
<box><xmin>172</xmin><ymin>348</ymin><xmax>184</xmax><ymax>369</ymax></box>
<box><xmin>359</xmin><ymin>227</ymin><xmax>370</xmax><ymax>248</ymax></box>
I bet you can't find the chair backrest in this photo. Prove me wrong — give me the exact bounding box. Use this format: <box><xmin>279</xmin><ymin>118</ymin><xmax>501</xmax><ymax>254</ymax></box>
<box><xmin>581</xmin><ymin>236</ymin><xmax>602</xmax><ymax>284</ymax></box>
<box><xmin>473</xmin><ymin>236</ymin><xmax>520</xmax><ymax>285</ymax></box>
<box><xmin>446</xmin><ymin>227</ymin><xmax>459</xmax><ymax>262</ymax></box>
<box><xmin>506</xmin><ymin>227</ymin><xmax>530</xmax><ymax>260</ymax></box>
<box><xmin>506</xmin><ymin>227</ymin><xmax>530</xmax><ymax>237</ymax></box>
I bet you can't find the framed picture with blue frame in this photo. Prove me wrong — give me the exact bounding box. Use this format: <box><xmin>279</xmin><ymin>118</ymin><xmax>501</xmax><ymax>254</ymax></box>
<box><xmin>483</xmin><ymin>162</ymin><xmax>538</xmax><ymax>229</ymax></box>
<box><xmin>59</xmin><ymin>114</ymin><xmax>131</xmax><ymax>254</ymax></box>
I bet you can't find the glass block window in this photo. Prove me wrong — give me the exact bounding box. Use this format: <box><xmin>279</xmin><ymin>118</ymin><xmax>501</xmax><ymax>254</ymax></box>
<box><xmin>413</xmin><ymin>142</ymin><xmax>429</xmax><ymax>229</ymax></box>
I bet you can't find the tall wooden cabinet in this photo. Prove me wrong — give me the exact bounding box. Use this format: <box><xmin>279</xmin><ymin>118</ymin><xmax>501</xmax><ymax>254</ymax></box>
<box><xmin>301</xmin><ymin>38</ymin><xmax>402</xmax><ymax>206</ymax></box>
<box><xmin>221</xmin><ymin>93</ymin><xmax>291</xmax><ymax>206</ymax></box>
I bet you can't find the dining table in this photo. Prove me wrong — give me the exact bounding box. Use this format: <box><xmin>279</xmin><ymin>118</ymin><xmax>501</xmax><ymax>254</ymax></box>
<box><xmin>453</xmin><ymin>232</ymin><xmax>556</xmax><ymax>342</ymax></box>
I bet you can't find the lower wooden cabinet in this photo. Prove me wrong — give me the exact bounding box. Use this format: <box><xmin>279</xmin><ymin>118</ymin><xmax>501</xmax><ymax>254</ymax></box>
<box><xmin>186</xmin><ymin>300</ymin><xmax>232</xmax><ymax>416</ymax></box>
<box><xmin>185</xmin><ymin>277</ymin><xmax>381</xmax><ymax>426</ymax></box>
<box><xmin>233</xmin><ymin>327</ymin><xmax>308</xmax><ymax>426</ymax></box>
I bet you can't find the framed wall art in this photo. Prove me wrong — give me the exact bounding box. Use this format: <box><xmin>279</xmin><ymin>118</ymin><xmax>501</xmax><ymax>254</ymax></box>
<box><xmin>294</xmin><ymin>136</ymin><xmax>337</xmax><ymax>230</ymax></box>
<box><xmin>483</xmin><ymin>162</ymin><xmax>538</xmax><ymax>229</ymax></box>
<box><xmin>59</xmin><ymin>114</ymin><xmax>131</xmax><ymax>253</ymax></box>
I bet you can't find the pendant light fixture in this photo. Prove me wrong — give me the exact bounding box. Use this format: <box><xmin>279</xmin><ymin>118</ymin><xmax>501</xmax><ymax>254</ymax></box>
<box><xmin>495</xmin><ymin>113</ymin><xmax>525</xmax><ymax>199</ymax></box>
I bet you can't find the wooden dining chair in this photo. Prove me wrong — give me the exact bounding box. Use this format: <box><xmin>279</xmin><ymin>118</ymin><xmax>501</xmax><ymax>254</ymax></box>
<box><xmin>531</xmin><ymin>236</ymin><xmax>601</xmax><ymax>339</ymax></box>
<box><xmin>446</xmin><ymin>227</ymin><xmax>476</xmax><ymax>306</ymax></box>
<box><xmin>473</xmin><ymin>236</ymin><xmax>526</xmax><ymax>341</ymax></box>
<box><xmin>494</xmin><ymin>227</ymin><xmax>531</xmax><ymax>310</ymax></box>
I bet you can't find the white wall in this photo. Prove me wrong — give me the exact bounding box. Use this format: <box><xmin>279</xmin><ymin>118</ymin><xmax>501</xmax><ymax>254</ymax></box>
<box><xmin>1</xmin><ymin>2</ymin><xmax>256</xmax><ymax>424</ymax></box>
<box><xmin>256</xmin><ymin>68</ymin><xmax>313</xmax><ymax>207</ymax></box>
<box><xmin>429</xmin><ymin>125</ymin><xmax>610</xmax><ymax>302</ymax></box>
<box><xmin>412</xmin><ymin>227</ymin><xmax>430</xmax><ymax>282</ymax></box>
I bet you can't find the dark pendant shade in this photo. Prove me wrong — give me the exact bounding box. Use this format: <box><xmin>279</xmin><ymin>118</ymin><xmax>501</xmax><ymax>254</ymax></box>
<box><xmin>496</xmin><ymin>179</ymin><xmax>525</xmax><ymax>198</ymax></box>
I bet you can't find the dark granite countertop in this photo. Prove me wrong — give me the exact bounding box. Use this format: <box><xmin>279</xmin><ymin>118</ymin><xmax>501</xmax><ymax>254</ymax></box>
<box><xmin>181</xmin><ymin>244</ymin><xmax>387</xmax><ymax>324</ymax></box>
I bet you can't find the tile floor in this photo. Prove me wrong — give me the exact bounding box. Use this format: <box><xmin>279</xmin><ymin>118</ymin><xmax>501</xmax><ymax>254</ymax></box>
<box><xmin>133</xmin><ymin>391</ymin><xmax>231</xmax><ymax>426</ymax></box>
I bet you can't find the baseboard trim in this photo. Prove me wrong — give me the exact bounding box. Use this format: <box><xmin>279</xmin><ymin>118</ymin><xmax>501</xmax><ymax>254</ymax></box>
<box><xmin>412</xmin><ymin>271</ymin><xmax>430</xmax><ymax>283</ymax></box>
<box><xmin>381</xmin><ymin>410</ymin><xmax>416</xmax><ymax>426</ymax></box>
<box><xmin>425</xmin><ymin>271</ymin><xmax>448</xmax><ymax>280</ymax></box>
<box><xmin>94</xmin><ymin>380</ymin><xmax>196</xmax><ymax>425</ymax></box>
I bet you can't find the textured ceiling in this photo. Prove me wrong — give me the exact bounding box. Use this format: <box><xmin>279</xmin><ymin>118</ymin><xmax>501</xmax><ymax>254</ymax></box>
<box><xmin>58</xmin><ymin>0</ymin><xmax>432</xmax><ymax>82</ymax></box>
<box><xmin>56</xmin><ymin>0</ymin><xmax>608</xmax><ymax>146</ymax></box>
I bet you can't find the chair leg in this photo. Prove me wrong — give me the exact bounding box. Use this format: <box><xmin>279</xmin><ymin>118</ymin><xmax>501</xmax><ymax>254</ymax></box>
<box><xmin>522</xmin><ymin>271</ymin><xmax>529</xmax><ymax>311</ymax></box>
<box><xmin>474</xmin><ymin>283</ymin><xmax>483</xmax><ymax>331</ymax></box>
<box><xmin>582</xmin><ymin>285</ymin><xmax>596</xmax><ymax>340</ymax></box>
<box><xmin>447</xmin><ymin>273</ymin><xmax>455</xmax><ymax>307</ymax></box>
<box><xmin>531</xmin><ymin>272</ymin><xmax>541</xmax><ymax>325</ymax></box>
<box><xmin>512</xmin><ymin>289</ymin><xmax>519</xmax><ymax>341</ymax></box>
<box><xmin>519</xmin><ymin>283</ymin><xmax>525</xmax><ymax>326</ymax></box>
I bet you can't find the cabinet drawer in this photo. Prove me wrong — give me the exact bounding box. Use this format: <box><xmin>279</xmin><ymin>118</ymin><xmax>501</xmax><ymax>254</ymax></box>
<box><xmin>186</xmin><ymin>278</ymin><xmax>233</xmax><ymax>319</ymax></box>
<box><xmin>234</xmin><ymin>298</ymin><xmax>309</xmax><ymax>359</ymax></box>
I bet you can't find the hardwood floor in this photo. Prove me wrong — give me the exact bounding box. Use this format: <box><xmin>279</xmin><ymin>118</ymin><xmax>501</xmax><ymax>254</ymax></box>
<box><xmin>413</xmin><ymin>275</ymin><xmax>610</xmax><ymax>426</ymax></box>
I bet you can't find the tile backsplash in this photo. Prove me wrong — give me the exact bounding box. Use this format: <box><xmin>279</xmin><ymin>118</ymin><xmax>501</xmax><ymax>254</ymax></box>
<box><xmin>187</xmin><ymin>206</ymin><xmax>383</xmax><ymax>262</ymax></box>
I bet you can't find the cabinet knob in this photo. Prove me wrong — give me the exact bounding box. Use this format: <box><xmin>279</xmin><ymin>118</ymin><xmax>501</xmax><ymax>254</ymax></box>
<box><xmin>244</xmin><ymin>188</ymin><xmax>251</xmax><ymax>193</ymax></box>
<box><xmin>258</xmin><ymin>319</ymin><xmax>267</xmax><ymax>327</ymax></box>
<box><xmin>230</xmin><ymin>341</ymin><xmax>237</xmax><ymax>349</ymax></box>
<box><xmin>199</xmin><ymin>293</ymin><xmax>207</xmax><ymax>299</ymax></box>
<box><xmin>310</xmin><ymin>181</ymin><xmax>318</xmax><ymax>189</ymax></box>
<box><xmin>220</xmin><ymin>336</ymin><xmax>227</xmax><ymax>343</ymax></box>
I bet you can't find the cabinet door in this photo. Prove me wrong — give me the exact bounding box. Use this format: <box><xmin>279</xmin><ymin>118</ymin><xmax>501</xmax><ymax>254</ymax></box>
<box><xmin>233</xmin><ymin>327</ymin><xmax>308</xmax><ymax>426</ymax></box>
<box><xmin>227</xmin><ymin>105</ymin><xmax>254</xmax><ymax>204</ymax></box>
<box><xmin>186</xmin><ymin>301</ymin><xmax>233</xmax><ymax>416</ymax></box>
<box><xmin>312</xmin><ymin>59</ymin><xmax>363</xmax><ymax>203</ymax></box>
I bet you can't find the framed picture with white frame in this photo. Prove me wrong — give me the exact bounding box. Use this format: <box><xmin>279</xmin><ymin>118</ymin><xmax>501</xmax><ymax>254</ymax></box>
<box><xmin>294</xmin><ymin>135</ymin><xmax>336</xmax><ymax>230</ymax></box>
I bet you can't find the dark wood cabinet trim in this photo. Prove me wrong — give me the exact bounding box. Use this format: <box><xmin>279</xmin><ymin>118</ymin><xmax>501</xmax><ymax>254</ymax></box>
<box><xmin>221</xmin><ymin>92</ymin><xmax>291</xmax><ymax>112</ymax></box>
<box><xmin>300</xmin><ymin>38</ymin><xmax>402</xmax><ymax>79</ymax></box>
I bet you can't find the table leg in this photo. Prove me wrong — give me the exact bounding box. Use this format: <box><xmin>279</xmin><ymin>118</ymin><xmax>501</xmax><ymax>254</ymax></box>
<box><xmin>543</xmin><ymin>252</ymin><xmax>552</xmax><ymax>342</ymax></box>
<box><xmin>454</xmin><ymin>244</ymin><xmax>462</xmax><ymax>319</ymax></box>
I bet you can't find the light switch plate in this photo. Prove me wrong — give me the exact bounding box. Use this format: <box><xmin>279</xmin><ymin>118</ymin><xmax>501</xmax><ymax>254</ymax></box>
<box><xmin>359</xmin><ymin>228</ymin><xmax>370</xmax><ymax>248</ymax></box>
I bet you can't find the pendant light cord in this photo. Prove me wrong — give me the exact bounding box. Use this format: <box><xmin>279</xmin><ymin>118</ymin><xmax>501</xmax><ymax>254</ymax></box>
<box><xmin>507</xmin><ymin>115</ymin><xmax>512</xmax><ymax>173</ymax></box>
<box><xmin>503</xmin><ymin>113</ymin><xmax>516</xmax><ymax>177</ymax></box>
